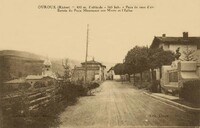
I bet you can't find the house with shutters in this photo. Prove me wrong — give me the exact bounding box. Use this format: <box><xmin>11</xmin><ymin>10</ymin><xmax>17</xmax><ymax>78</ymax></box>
<box><xmin>151</xmin><ymin>32</ymin><xmax>200</xmax><ymax>62</ymax></box>
<box><xmin>150</xmin><ymin>32</ymin><xmax>200</xmax><ymax>94</ymax></box>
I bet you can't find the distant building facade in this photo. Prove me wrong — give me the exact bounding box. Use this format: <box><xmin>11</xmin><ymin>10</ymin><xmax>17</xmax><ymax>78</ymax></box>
<box><xmin>107</xmin><ymin>67</ymin><xmax>114</xmax><ymax>80</ymax></box>
<box><xmin>71</xmin><ymin>59</ymin><xmax>106</xmax><ymax>82</ymax></box>
<box><xmin>106</xmin><ymin>67</ymin><xmax>121</xmax><ymax>80</ymax></box>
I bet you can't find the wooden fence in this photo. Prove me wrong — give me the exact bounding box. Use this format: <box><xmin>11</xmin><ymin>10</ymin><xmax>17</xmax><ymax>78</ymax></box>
<box><xmin>2</xmin><ymin>85</ymin><xmax>62</xmax><ymax>112</ymax></box>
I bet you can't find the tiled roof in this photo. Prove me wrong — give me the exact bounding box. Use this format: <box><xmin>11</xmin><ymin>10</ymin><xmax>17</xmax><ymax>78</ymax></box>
<box><xmin>151</xmin><ymin>36</ymin><xmax>200</xmax><ymax>48</ymax></box>
<box><xmin>26</xmin><ymin>75</ymin><xmax>43</xmax><ymax>80</ymax></box>
<box><xmin>42</xmin><ymin>74</ymin><xmax>57</xmax><ymax>79</ymax></box>
<box><xmin>26</xmin><ymin>74</ymin><xmax>56</xmax><ymax>80</ymax></box>
<box><xmin>107</xmin><ymin>67</ymin><xmax>114</xmax><ymax>72</ymax></box>
<box><xmin>81</xmin><ymin>60</ymin><xmax>101</xmax><ymax>65</ymax></box>
<box><xmin>81</xmin><ymin>59</ymin><xmax>106</xmax><ymax>68</ymax></box>
<box><xmin>4</xmin><ymin>78</ymin><xmax>26</xmax><ymax>84</ymax></box>
<box><xmin>156</xmin><ymin>37</ymin><xmax>200</xmax><ymax>43</ymax></box>
<box><xmin>75</xmin><ymin>66</ymin><xmax>100</xmax><ymax>70</ymax></box>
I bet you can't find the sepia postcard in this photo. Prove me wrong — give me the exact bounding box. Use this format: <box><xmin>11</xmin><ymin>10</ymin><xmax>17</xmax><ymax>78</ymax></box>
<box><xmin>0</xmin><ymin>0</ymin><xmax>200</xmax><ymax>128</ymax></box>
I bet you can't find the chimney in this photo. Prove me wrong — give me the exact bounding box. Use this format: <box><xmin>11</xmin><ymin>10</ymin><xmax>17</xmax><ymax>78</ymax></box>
<box><xmin>162</xmin><ymin>34</ymin><xmax>166</xmax><ymax>37</ymax></box>
<box><xmin>183</xmin><ymin>32</ymin><xmax>188</xmax><ymax>38</ymax></box>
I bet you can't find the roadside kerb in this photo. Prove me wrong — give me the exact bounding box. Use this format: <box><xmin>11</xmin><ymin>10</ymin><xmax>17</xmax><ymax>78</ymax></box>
<box><xmin>143</xmin><ymin>92</ymin><xmax>200</xmax><ymax>113</ymax></box>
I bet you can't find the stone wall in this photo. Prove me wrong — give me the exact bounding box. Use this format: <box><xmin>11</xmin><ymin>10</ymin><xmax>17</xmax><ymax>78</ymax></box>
<box><xmin>161</xmin><ymin>61</ymin><xmax>200</xmax><ymax>89</ymax></box>
<box><xmin>178</xmin><ymin>61</ymin><xmax>200</xmax><ymax>88</ymax></box>
<box><xmin>160</xmin><ymin>65</ymin><xmax>173</xmax><ymax>87</ymax></box>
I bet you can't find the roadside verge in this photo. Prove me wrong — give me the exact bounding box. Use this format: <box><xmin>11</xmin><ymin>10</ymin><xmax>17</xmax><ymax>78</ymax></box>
<box><xmin>143</xmin><ymin>92</ymin><xmax>200</xmax><ymax>113</ymax></box>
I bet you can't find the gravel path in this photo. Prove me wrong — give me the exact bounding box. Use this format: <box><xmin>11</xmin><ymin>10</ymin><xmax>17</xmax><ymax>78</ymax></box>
<box><xmin>59</xmin><ymin>81</ymin><xmax>198</xmax><ymax>128</ymax></box>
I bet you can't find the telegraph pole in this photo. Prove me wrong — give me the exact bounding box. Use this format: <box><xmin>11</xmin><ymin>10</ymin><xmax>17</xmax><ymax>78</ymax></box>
<box><xmin>84</xmin><ymin>24</ymin><xmax>89</xmax><ymax>85</ymax></box>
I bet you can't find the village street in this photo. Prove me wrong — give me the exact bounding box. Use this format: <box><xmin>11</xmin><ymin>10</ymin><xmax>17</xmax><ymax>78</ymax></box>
<box><xmin>59</xmin><ymin>81</ymin><xmax>198</xmax><ymax>127</ymax></box>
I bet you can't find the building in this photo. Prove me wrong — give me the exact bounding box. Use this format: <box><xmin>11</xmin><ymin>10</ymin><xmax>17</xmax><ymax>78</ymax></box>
<box><xmin>71</xmin><ymin>59</ymin><xmax>106</xmax><ymax>83</ymax></box>
<box><xmin>106</xmin><ymin>67</ymin><xmax>121</xmax><ymax>80</ymax></box>
<box><xmin>151</xmin><ymin>32</ymin><xmax>200</xmax><ymax>62</ymax></box>
<box><xmin>150</xmin><ymin>32</ymin><xmax>200</xmax><ymax>80</ymax></box>
<box><xmin>4</xmin><ymin>58</ymin><xmax>57</xmax><ymax>89</ymax></box>
<box><xmin>150</xmin><ymin>32</ymin><xmax>200</xmax><ymax>95</ymax></box>
<box><xmin>3</xmin><ymin>78</ymin><xmax>27</xmax><ymax>90</ymax></box>
<box><xmin>107</xmin><ymin>67</ymin><xmax>114</xmax><ymax>80</ymax></box>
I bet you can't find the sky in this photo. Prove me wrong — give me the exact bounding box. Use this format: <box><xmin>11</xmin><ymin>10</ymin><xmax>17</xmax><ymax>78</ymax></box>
<box><xmin>1</xmin><ymin>0</ymin><xmax>200</xmax><ymax>66</ymax></box>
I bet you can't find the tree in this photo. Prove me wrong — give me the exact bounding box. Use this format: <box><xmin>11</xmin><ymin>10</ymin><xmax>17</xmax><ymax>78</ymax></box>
<box><xmin>124</xmin><ymin>46</ymin><xmax>149</xmax><ymax>81</ymax></box>
<box><xmin>62</xmin><ymin>59</ymin><xmax>71</xmax><ymax>82</ymax></box>
<box><xmin>113</xmin><ymin>63</ymin><xmax>128</xmax><ymax>82</ymax></box>
<box><xmin>148</xmin><ymin>48</ymin><xmax>175</xmax><ymax>80</ymax></box>
<box><xmin>113</xmin><ymin>63</ymin><xmax>124</xmax><ymax>75</ymax></box>
<box><xmin>182</xmin><ymin>46</ymin><xmax>196</xmax><ymax>61</ymax></box>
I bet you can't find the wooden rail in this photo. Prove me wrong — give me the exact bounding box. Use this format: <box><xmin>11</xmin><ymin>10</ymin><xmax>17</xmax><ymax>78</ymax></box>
<box><xmin>2</xmin><ymin>85</ymin><xmax>62</xmax><ymax>112</ymax></box>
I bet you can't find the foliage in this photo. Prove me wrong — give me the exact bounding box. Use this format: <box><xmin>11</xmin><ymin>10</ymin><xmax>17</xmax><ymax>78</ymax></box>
<box><xmin>124</xmin><ymin>46</ymin><xmax>174</xmax><ymax>82</ymax></box>
<box><xmin>88</xmin><ymin>82</ymin><xmax>100</xmax><ymax>90</ymax></box>
<box><xmin>149</xmin><ymin>80</ymin><xmax>160</xmax><ymax>93</ymax></box>
<box><xmin>2</xmin><ymin>82</ymin><xmax>87</xmax><ymax>128</ymax></box>
<box><xmin>125</xmin><ymin>46</ymin><xmax>149</xmax><ymax>74</ymax></box>
<box><xmin>123</xmin><ymin>63</ymin><xmax>135</xmax><ymax>75</ymax></box>
<box><xmin>62</xmin><ymin>59</ymin><xmax>71</xmax><ymax>81</ymax></box>
<box><xmin>179</xmin><ymin>80</ymin><xmax>200</xmax><ymax>103</ymax></box>
<box><xmin>113</xmin><ymin>63</ymin><xmax>124</xmax><ymax>75</ymax></box>
<box><xmin>125</xmin><ymin>46</ymin><xmax>175</xmax><ymax>72</ymax></box>
<box><xmin>59</xmin><ymin>82</ymin><xmax>87</xmax><ymax>99</ymax></box>
<box><xmin>148</xmin><ymin>48</ymin><xmax>175</xmax><ymax>70</ymax></box>
<box><xmin>34</xmin><ymin>81</ymin><xmax>46</xmax><ymax>88</ymax></box>
<box><xmin>148</xmin><ymin>48</ymin><xmax>175</xmax><ymax>81</ymax></box>
<box><xmin>18</xmin><ymin>82</ymin><xmax>31</xmax><ymax>89</ymax></box>
<box><xmin>182</xmin><ymin>46</ymin><xmax>196</xmax><ymax>61</ymax></box>
<box><xmin>134</xmin><ymin>81</ymin><xmax>151</xmax><ymax>89</ymax></box>
<box><xmin>2</xmin><ymin>92</ymin><xmax>30</xmax><ymax>128</ymax></box>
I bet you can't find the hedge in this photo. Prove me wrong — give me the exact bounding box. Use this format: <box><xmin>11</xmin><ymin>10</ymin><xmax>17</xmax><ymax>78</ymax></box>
<box><xmin>179</xmin><ymin>80</ymin><xmax>200</xmax><ymax>104</ymax></box>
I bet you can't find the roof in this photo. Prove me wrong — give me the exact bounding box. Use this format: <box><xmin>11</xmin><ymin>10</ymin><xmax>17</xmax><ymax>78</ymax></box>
<box><xmin>4</xmin><ymin>78</ymin><xmax>26</xmax><ymax>84</ymax></box>
<box><xmin>81</xmin><ymin>59</ymin><xmax>106</xmax><ymax>68</ymax></box>
<box><xmin>42</xmin><ymin>73</ymin><xmax>57</xmax><ymax>79</ymax></box>
<box><xmin>81</xmin><ymin>60</ymin><xmax>101</xmax><ymax>65</ymax></box>
<box><xmin>26</xmin><ymin>74</ymin><xmax>57</xmax><ymax>80</ymax></box>
<box><xmin>107</xmin><ymin>67</ymin><xmax>114</xmax><ymax>73</ymax></box>
<box><xmin>26</xmin><ymin>75</ymin><xmax>44</xmax><ymax>80</ymax></box>
<box><xmin>74</xmin><ymin>66</ymin><xmax>100</xmax><ymax>70</ymax></box>
<box><xmin>151</xmin><ymin>36</ymin><xmax>200</xmax><ymax>48</ymax></box>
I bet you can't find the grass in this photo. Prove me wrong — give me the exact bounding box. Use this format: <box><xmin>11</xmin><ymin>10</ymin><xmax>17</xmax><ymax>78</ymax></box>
<box><xmin>173</xmin><ymin>99</ymin><xmax>200</xmax><ymax>108</ymax></box>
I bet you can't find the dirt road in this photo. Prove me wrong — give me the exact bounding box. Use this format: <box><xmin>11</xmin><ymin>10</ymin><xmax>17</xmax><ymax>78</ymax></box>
<box><xmin>59</xmin><ymin>81</ymin><xmax>198</xmax><ymax>127</ymax></box>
